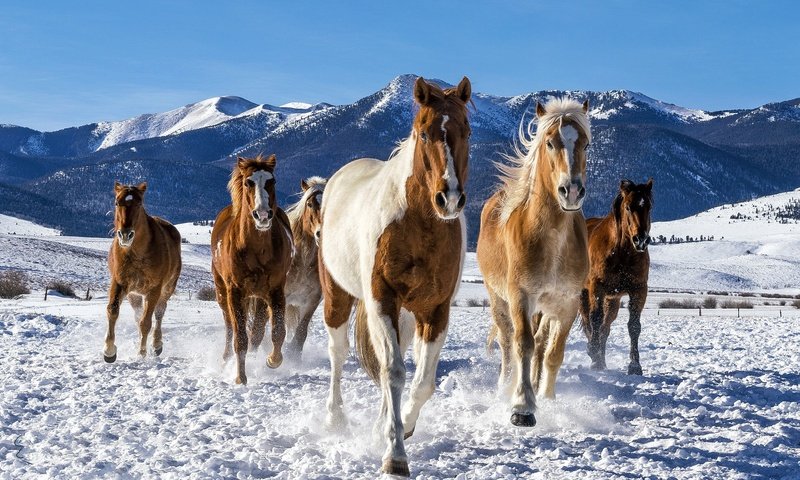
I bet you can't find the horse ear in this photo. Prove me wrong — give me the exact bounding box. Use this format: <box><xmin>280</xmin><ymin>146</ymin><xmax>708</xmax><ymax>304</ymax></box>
<box><xmin>301</xmin><ymin>179</ymin><xmax>310</xmax><ymax>191</ymax></box>
<box><xmin>414</xmin><ymin>77</ymin><xmax>433</xmax><ymax>106</ymax></box>
<box><xmin>237</xmin><ymin>156</ymin><xmax>248</xmax><ymax>169</ymax></box>
<box><xmin>114</xmin><ymin>181</ymin><xmax>123</xmax><ymax>192</ymax></box>
<box><xmin>137</xmin><ymin>182</ymin><xmax>147</xmax><ymax>193</ymax></box>
<box><xmin>536</xmin><ymin>102</ymin><xmax>547</xmax><ymax>118</ymax></box>
<box><xmin>646</xmin><ymin>178</ymin><xmax>654</xmax><ymax>191</ymax></box>
<box><xmin>266</xmin><ymin>154</ymin><xmax>277</xmax><ymax>168</ymax></box>
<box><xmin>620</xmin><ymin>179</ymin><xmax>634</xmax><ymax>193</ymax></box>
<box><xmin>582</xmin><ymin>99</ymin><xmax>590</xmax><ymax>114</ymax></box>
<box><xmin>456</xmin><ymin>76</ymin><xmax>471</xmax><ymax>103</ymax></box>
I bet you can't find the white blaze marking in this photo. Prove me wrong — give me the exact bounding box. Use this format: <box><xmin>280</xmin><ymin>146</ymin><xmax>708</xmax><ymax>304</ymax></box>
<box><xmin>560</xmin><ymin>124</ymin><xmax>579</xmax><ymax>170</ymax></box>
<box><xmin>249</xmin><ymin>170</ymin><xmax>273</xmax><ymax>212</ymax></box>
<box><xmin>440</xmin><ymin>115</ymin><xmax>459</xmax><ymax>194</ymax></box>
<box><xmin>125</xmin><ymin>195</ymin><xmax>133</xmax><ymax>201</ymax></box>
<box><xmin>314</xmin><ymin>193</ymin><xmax>323</xmax><ymax>204</ymax></box>
<box><xmin>639</xmin><ymin>198</ymin><xmax>645</xmax><ymax>207</ymax></box>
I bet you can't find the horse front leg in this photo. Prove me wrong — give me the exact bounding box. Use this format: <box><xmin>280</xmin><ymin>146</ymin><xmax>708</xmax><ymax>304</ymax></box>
<box><xmin>539</xmin><ymin>297</ymin><xmax>579</xmax><ymax>399</ymax></box>
<box><xmin>598</xmin><ymin>296</ymin><xmax>621</xmax><ymax>371</ymax></box>
<box><xmin>249</xmin><ymin>298</ymin><xmax>268</xmax><ymax>351</ymax></box>
<box><xmin>509</xmin><ymin>291</ymin><xmax>536</xmax><ymax>427</ymax></box>
<box><xmin>152</xmin><ymin>298</ymin><xmax>168</xmax><ymax>356</ymax></box>
<box><xmin>487</xmin><ymin>288</ymin><xmax>513</xmax><ymax>393</ymax></box>
<box><xmin>266</xmin><ymin>287</ymin><xmax>286</xmax><ymax>369</ymax></box>
<box><xmin>587</xmin><ymin>289</ymin><xmax>607</xmax><ymax>370</ymax></box>
<box><xmin>288</xmin><ymin>291</ymin><xmax>321</xmax><ymax>361</ymax></box>
<box><xmin>627</xmin><ymin>289</ymin><xmax>647</xmax><ymax>375</ymax></box>
<box><xmin>226</xmin><ymin>287</ymin><xmax>248</xmax><ymax>384</ymax></box>
<box><xmin>320</xmin><ymin>266</ymin><xmax>354</xmax><ymax>429</ymax></box>
<box><xmin>402</xmin><ymin>304</ymin><xmax>448</xmax><ymax>440</ymax></box>
<box><xmin>104</xmin><ymin>281</ymin><xmax>125</xmax><ymax>363</ymax></box>
<box><xmin>138</xmin><ymin>291</ymin><xmax>160</xmax><ymax>357</ymax></box>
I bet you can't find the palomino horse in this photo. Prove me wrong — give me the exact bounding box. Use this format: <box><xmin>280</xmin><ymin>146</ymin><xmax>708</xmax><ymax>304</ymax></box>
<box><xmin>280</xmin><ymin>176</ymin><xmax>326</xmax><ymax>360</ymax></box>
<box><xmin>580</xmin><ymin>179</ymin><xmax>653</xmax><ymax>375</ymax></box>
<box><xmin>478</xmin><ymin>98</ymin><xmax>591</xmax><ymax>427</ymax></box>
<box><xmin>104</xmin><ymin>181</ymin><xmax>182</xmax><ymax>362</ymax></box>
<box><xmin>319</xmin><ymin>76</ymin><xmax>471</xmax><ymax>476</ymax></box>
<box><xmin>211</xmin><ymin>155</ymin><xmax>294</xmax><ymax>385</ymax></box>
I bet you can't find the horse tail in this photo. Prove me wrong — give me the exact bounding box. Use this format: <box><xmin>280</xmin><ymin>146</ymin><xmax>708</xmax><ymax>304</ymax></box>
<box><xmin>486</xmin><ymin>322</ymin><xmax>498</xmax><ymax>354</ymax></box>
<box><xmin>354</xmin><ymin>300</ymin><xmax>381</xmax><ymax>384</ymax></box>
<box><xmin>579</xmin><ymin>289</ymin><xmax>591</xmax><ymax>336</ymax></box>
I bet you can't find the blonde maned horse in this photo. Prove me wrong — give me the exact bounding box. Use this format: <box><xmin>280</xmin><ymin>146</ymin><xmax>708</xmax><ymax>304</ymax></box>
<box><xmin>211</xmin><ymin>155</ymin><xmax>294</xmax><ymax>385</ymax></box>
<box><xmin>478</xmin><ymin>98</ymin><xmax>591</xmax><ymax>427</ymax></box>
<box><xmin>319</xmin><ymin>76</ymin><xmax>471</xmax><ymax>476</ymax></box>
<box><xmin>104</xmin><ymin>181</ymin><xmax>182</xmax><ymax>362</ymax></box>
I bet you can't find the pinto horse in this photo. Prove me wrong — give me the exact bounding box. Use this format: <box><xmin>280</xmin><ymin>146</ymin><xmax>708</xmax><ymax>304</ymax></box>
<box><xmin>319</xmin><ymin>76</ymin><xmax>471</xmax><ymax>476</ymax></box>
<box><xmin>211</xmin><ymin>155</ymin><xmax>294</xmax><ymax>384</ymax></box>
<box><xmin>104</xmin><ymin>181</ymin><xmax>182</xmax><ymax>362</ymax></box>
<box><xmin>478</xmin><ymin>98</ymin><xmax>591</xmax><ymax>427</ymax></box>
<box><xmin>580</xmin><ymin>179</ymin><xmax>653</xmax><ymax>375</ymax></box>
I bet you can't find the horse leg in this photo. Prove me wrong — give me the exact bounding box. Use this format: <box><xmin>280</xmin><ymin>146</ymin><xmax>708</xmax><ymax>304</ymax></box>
<box><xmin>249</xmin><ymin>298</ymin><xmax>268</xmax><ymax>351</ymax></box>
<box><xmin>508</xmin><ymin>292</ymin><xmax>536</xmax><ymax>427</ymax></box>
<box><xmin>321</xmin><ymin>270</ymin><xmax>354</xmax><ymax>429</ymax></box>
<box><xmin>538</xmin><ymin>298</ymin><xmax>578</xmax><ymax>399</ymax></box>
<box><xmin>588</xmin><ymin>290</ymin><xmax>607</xmax><ymax>370</ymax></box>
<box><xmin>104</xmin><ymin>282</ymin><xmax>125</xmax><ymax>363</ymax></box>
<box><xmin>226</xmin><ymin>287</ymin><xmax>248</xmax><ymax>384</ymax></box>
<box><xmin>579</xmin><ymin>288</ymin><xmax>591</xmax><ymax>340</ymax></box>
<box><xmin>288</xmin><ymin>292</ymin><xmax>321</xmax><ymax>360</ymax></box>
<box><xmin>598</xmin><ymin>297</ymin><xmax>621</xmax><ymax>371</ymax></box>
<box><xmin>363</xmin><ymin>290</ymin><xmax>408</xmax><ymax>477</ymax></box>
<box><xmin>266</xmin><ymin>288</ymin><xmax>286</xmax><ymax>368</ymax></box>
<box><xmin>215</xmin><ymin>282</ymin><xmax>234</xmax><ymax>362</ymax></box>
<box><xmin>138</xmin><ymin>291</ymin><xmax>160</xmax><ymax>357</ymax></box>
<box><xmin>128</xmin><ymin>293</ymin><xmax>144</xmax><ymax>323</ymax></box>
<box><xmin>152</xmin><ymin>298</ymin><xmax>168</xmax><ymax>356</ymax></box>
<box><xmin>402</xmin><ymin>303</ymin><xmax>448</xmax><ymax>440</ymax></box>
<box><xmin>530</xmin><ymin>313</ymin><xmax>546</xmax><ymax>393</ymax></box>
<box><xmin>487</xmin><ymin>288</ymin><xmax>513</xmax><ymax>392</ymax></box>
<box><xmin>627</xmin><ymin>289</ymin><xmax>647</xmax><ymax>375</ymax></box>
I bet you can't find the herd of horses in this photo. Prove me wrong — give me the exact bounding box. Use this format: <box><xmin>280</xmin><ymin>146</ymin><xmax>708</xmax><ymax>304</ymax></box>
<box><xmin>103</xmin><ymin>76</ymin><xmax>653</xmax><ymax>476</ymax></box>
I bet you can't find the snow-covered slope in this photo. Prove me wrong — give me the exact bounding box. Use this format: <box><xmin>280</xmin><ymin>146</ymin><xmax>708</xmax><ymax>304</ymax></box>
<box><xmin>649</xmin><ymin>189</ymin><xmax>800</xmax><ymax>293</ymax></box>
<box><xmin>0</xmin><ymin>214</ymin><xmax>60</xmax><ymax>236</ymax></box>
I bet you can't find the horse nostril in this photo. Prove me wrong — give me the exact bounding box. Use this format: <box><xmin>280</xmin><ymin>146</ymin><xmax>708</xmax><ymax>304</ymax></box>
<box><xmin>267</xmin><ymin>210</ymin><xmax>274</xmax><ymax>220</ymax></box>
<box><xmin>252</xmin><ymin>210</ymin><xmax>260</xmax><ymax>220</ymax></box>
<box><xmin>577</xmin><ymin>186</ymin><xmax>586</xmax><ymax>199</ymax></box>
<box><xmin>117</xmin><ymin>231</ymin><xmax>123</xmax><ymax>238</ymax></box>
<box><xmin>435</xmin><ymin>192</ymin><xmax>447</xmax><ymax>209</ymax></box>
<box><xmin>315</xmin><ymin>230</ymin><xmax>321</xmax><ymax>239</ymax></box>
<box><xmin>457</xmin><ymin>193</ymin><xmax>466</xmax><ymax>209</ymax></box>
<box><xmin>558</xmin><ymin>186</ymin><xmax>568</xmax><ymax>197</ymax></box>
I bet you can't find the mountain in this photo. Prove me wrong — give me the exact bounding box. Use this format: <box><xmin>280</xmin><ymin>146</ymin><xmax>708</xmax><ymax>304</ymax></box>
<box><xmin>1</xmin><ymin>75</ymin><xmax>798</xmax><ymax>243</ymax></box>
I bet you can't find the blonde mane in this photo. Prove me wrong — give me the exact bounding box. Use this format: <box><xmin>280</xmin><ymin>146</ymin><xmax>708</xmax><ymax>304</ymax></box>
<box><xmin>496</xmin><ymin>98</ymin><xmax>591</xmax><ymax>223</ymax></box>
<box><xmin>287</xmin><ymin>176</ymin><xmax>327</xmax><ymax>232</ymax></box>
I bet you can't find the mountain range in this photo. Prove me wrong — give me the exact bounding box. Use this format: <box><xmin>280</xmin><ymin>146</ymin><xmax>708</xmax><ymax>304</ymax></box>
<box><xmin>2</xmin><ymin>74</ymin><xmax>798</xmax><ymax>246</ymax></box>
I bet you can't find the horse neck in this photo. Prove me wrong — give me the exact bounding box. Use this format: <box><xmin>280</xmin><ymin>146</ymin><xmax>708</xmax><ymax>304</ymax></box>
<box><xmin>406</xmin><ymin>147</ymin><xmax>437</xmax><ymax>217</ymax></box>
<box><xmin>290</xmin><ymin>217</ymin><xmax>316</xmax><ymax>258</ymax></box>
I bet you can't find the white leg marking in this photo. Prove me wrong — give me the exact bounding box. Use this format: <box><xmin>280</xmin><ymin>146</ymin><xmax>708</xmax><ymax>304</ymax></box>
<box><xmin>402</xmin><ymin>325</ymin><xmax>447</xmax><ymax>436</ymax></box>
<box><xmin>325</xmin><ymin>322</ymin><xmax>349</xmax><ymax>429</ymax></box>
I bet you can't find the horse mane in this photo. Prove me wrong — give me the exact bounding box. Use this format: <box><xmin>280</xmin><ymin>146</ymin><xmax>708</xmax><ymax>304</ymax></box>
<box><xmin>287</xmin><ymin>176</ymin><xmax>327</xmax><ymax>234</ymax></box>
<box><xmin>227</xmin><ymin>154</ymin><xmax>275</xmax><ymax>217</ymax></box>
<box><xmin>495</xmin><ymin>97</ymin><xmax>592</xmax><ymax>224</ymax></box>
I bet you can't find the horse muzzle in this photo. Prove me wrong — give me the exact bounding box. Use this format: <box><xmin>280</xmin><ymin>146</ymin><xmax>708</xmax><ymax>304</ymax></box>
<box><xmin>252</xmin><ymin>209</ymin><xmax>273</xmax><ymax>231</ymax></box>
<box><xmin>557</xmin><ymin>180</ymin><xmax>586</xmax><ymax>211</ymax></box>
<box><xmin>632</xmin><ymin>234</ymin><xmax>651</xmax><ymax>252</ymax></box>
<box><xmin>433</xmin><ymin>190</ymin><xmax>466</xmax><ymax>220</ymax></box>
<box><xmin>117</xmin><ymin>229</ymin><xmax>135</xmax><ymax>248</ymax></box>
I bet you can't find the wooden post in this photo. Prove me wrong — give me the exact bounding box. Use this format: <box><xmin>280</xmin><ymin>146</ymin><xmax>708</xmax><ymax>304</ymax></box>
<box><xmin>737</xmin><ymin>308</ymin><xmax>740</xmax><ymax>318</ymax></box>
<box><xmin>699</xmin><ymin>307</ymin><xmax>702</xmax><ymax>317</ymax></box>
<box><xmin>44</xmin><ymin>288</ymin><xmax>48</xmax><ymax>301</ymax></box>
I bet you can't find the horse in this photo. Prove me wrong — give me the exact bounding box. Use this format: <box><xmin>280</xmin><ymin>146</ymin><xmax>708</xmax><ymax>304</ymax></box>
<box><xmin>580</xmin><ymin>179</ymin><xmax>653</xmax><ymax>375</ymax></box>
<box><xmin>104</xmin><ymin>181</ymin><xmax>182</xmax><ymax>363</ymax></box>
<box><xmin>279</xmin><ymin>176</ymin><xmax>326</xmax><ymax>360</ymax></box>
<box><xmin>478</xmin><ymin>98</ymin><xmax>591</xmax><ymax>427</ymax></box>
<box><xmin>211</xmin><ymin>155</ymin><xmax>294</xmax><ymax>385</ymax></box>
<box><xmin>318</xmin><ymin>76</ymin><xmax>471</xmax><ymax>476</ymax></box>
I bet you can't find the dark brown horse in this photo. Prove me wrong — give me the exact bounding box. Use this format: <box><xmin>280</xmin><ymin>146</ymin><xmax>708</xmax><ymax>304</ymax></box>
<box><xmin>580</xmin><ymin>179</ymin><xmax>653</xmax><ymax>375</ymax></box>
<box><xmin>104</xmin><ymin>182</ymin><xmax>182</xmax><ymax>362</ymax></box>
<box><xmin>211</xmin><ymin>155</ymin><xmax>294</xmax><ymax>384</ymax></box>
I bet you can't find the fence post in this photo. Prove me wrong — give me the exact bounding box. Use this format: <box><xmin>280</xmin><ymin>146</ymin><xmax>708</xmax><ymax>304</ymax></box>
<box><xmin>44</xmin><ymin>288</ymin><xmax>48</xmax><ymax>301</ymax></box>
<box><xmin>737</xmin><ymin>308</ymin><xmax>740</xmax><ymax>318</ymax></box>
<box><xmin>699</xmin><ymin>307</ymin><xmax>702</xmax><ymax>317</ymax></box>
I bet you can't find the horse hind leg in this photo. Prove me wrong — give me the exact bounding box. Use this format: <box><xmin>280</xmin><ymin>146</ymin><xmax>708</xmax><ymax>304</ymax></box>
<box><xmin>539</xmin><ymin>300</ymin><xmax>579</xmax><ymax>399</ymax></box>
<box><xmin>249</xmin><ymin>298</ymin><xmax>268</xmax><ymax>352</ymax></box>
<box><xmin>402</xmin><ymin>306</ymin><xmax>446</xmax><ymax>440</ymax></box>
<box><xmin>104</xmin><ymin>282</ymin><xmax>125</xmax><ymax>363</ymax></box>
<box><xmin>598</xmin><ymin>297</ymin><xmax>621</xmax><ymax>371</ymax></box>
<box><xmin>626</xmin><ymin>290</ymin><xmax>647</xmax><ymax>375</ymax></box>
<box><xmin>287</xmin><ymin>293</ymin><xmax>321</xmax><ymax>362</ymax></box>
<box><xmin>152</xmin><ymin>298</ymin><xmax>168</xmax><ymax>356</ymax></box>
<box><xmin>321</xmin><ymin>272</ymin><xmax>354</xmax><ymax>429</ymax></box>
<box><xmin>266</xmin><ymin>288</ymin><xmax>286</xmax><ymax>368</ymax></box>
<box><xmin>487</xmin><ymin>289</ymin><xmax>514</xmax><ymax>393</ymax></box>
<box><xmin>138</xmin><ymin>291</ymin><xmax>160</xmax><ymax>357</ymax></box>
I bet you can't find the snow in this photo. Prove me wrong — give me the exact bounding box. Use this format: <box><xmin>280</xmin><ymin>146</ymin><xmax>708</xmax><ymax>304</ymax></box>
<box><xmin>0</xmin><ymin>214</ymin><xmax>60</xmax><ymax>236</ymax></box>
<box><xmin>1</xmin><ymin>192</ymin><xmax>800</xmax><ymax>478</ymax></box>
<box><xmin>280</xmin><ymin>102</ymin><xmax>314</xmax><ymax>110</ymax></box>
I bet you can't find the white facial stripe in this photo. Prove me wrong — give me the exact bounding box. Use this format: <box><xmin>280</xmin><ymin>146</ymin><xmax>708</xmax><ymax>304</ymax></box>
<box><xmin>125</xmin><ymin>194</ymin><xmax>133</xmax><ymax>201</ymax></box>
<box><xmin>314</xmin><ymin>193</ymin><xmax>323</xmax><ymax>204</ymax></box>
<box><xmin>560</xmin><ymin>125</ymin><xmax>579</xmax><ymax>170</ymax></box>
<box><xmin>440</xmin><ymin>115</ymin><xmax>459</xmax><ymax>194</ymax></box>
<box><xmin>639</xmin><ymin>198</ymin><xmax>645</xmax><ymax>207</ymax></box>
<box><xmin>249</xmin><ymin>170</ymin><xmax>273</xmax><ymax>211</ymax></box>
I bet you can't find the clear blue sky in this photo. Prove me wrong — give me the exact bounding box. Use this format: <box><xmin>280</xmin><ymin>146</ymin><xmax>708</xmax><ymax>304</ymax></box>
<box><xmin>2</xmin><ymin>0</ymin><xmax>798</xmax><ymax>131</ymax></box>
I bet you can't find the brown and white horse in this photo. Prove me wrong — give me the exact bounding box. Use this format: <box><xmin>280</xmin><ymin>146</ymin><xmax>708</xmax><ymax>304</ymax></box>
<box><xmin>104</xmin><ymin>181</ymin><xmax>182</xmax><ymax>362</ymax></box>
<box><xmin>478</xmin><ymin>98</ymin><xmax>591</xmax><ymax>427</ymax></box>
<box><xmin>319</xmin><ymin>77</ymin><xmax>471</xmax><ymax>476</ymax></box>
<box><xmin>211</xmin><ymin>155</ymin><xmax>294</xmax><ymax>385</ymax></box>
<box><xmin>281</xmin><ymin>176</ymin><xmax>326</xmax><ymax>360</ymax></box>
<box><xmin>580</xmin><ymin>179</ymin><xmax>653</xmax><ymax>375</ymax></box>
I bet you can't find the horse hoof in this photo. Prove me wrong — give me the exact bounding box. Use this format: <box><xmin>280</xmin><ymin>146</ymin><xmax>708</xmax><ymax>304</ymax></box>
<box><xmin>103</xmin><ymin>353</ymin><xmax>117</xmax><ymax>363</ymax></box>
<box><xmin>235</xmin><ymin>376</ymin><xmax>248</xmax><ymax>385</ymax></box>
<box><xmin>628</xmin><ymin>364</ymin><xmax>643</xmax><ymax>375</ymax></box>
<box><xmin>382</xmin><ymin>459</ymin><xmax>410</xmax><ymax>477</ymax></box>
<box><xmin>403</xmin><ymin>427</ymin><xmax>415</xmax><ymax>440</ymax></box>
<box><xmin>510</xmin><ymin>412</ymin><xmax>537</xmax><ymax>427</ymax></box>
<box><xmin>266</xmin><ymin>355</ymin><xmax>283</xmax><ymax>369</ymax></box>
<box><xmin>154</xmin><ymin>345</ymin><xmax>163</xmax><ymax>356</ymax></box>
<box><xmin>590</xmin><ymin>362</ymin><xmax>605</xmax><ymax>371</ymax></box>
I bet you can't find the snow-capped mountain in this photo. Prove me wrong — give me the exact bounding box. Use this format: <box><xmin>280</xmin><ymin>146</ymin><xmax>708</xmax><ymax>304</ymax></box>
<box><xmin>0</xmin><ymin>75</ymin><xmax>798</xmax><ymax>240</ymax></box>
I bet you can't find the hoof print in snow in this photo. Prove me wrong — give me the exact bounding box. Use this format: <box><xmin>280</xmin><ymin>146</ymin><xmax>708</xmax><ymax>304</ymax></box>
<box><xmin>511</xmin><ymin>412</ymin><xmax>537</xmax><ymax>427</ymax></box>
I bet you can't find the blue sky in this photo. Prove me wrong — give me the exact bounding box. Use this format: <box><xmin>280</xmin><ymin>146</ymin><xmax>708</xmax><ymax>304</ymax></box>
<box><xmin>2</xmin><ymin>0</ymin><xmax>798</xmax><ymax>131</ymax></box>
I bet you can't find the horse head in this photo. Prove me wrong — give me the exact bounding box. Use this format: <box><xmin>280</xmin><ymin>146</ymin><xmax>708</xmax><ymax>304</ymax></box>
<box><xmin>113</xmin><ymin>181</ymin><xmax>147</xmax><ymax>248</ymax></box>
<box><xmin>613</xmin><ymin>178</ymin><xmax>654</xmax><ymax>252</ymax></box>
<box><xmin>299</xmin><ymin>176</ymin><xmax>326</xmax><ymax>245</ymax></box>
<box><xmin>231</xmin><ymin>154</ymin><xmax>278</xmax><ymax>232</ymax></box>
<box><xmin>534</xmin><ymin>99</ymin><xmax>591</xmax><ymax>211</ymax></box>
<box><xmin>412</xmin><ymin>76</ymin><xmax>472</xmax><ymax>220</ymax></box>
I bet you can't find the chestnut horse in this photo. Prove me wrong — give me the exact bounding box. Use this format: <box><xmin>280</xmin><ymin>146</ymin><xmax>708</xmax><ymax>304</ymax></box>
<box><xmin>478</xmin><ymin>98</ymin><xmax>591</xmax><ymax>427</ymax></box>
<box><xmin>104</xmin><ymin>181</ymin><xmax>182</xmax><ymax>362</ymax></box>
<box><xmin>211</xmin><ymin>155</ymin><xmax>293</xmax><ymax>384</ymax></box>
<box><xmin>580</xmin><ymin>179</ymin><xmax>653</xmax><ymax>375</ymax></box>
<box><xmin>319</xmin><ymin>77</ymin><xmax>471</xmax><ymax>476</ymax></box>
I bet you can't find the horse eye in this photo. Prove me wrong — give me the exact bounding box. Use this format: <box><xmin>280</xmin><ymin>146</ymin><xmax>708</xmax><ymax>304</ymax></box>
<box><xmin>584</xmin><ymin>143</ymin><xmax>590</xmax><ymax>151</ymax></box>
<box><xmin>546</xmin><ymin>140</ymin><xmax>554</xmax><ymax>150</ymax></box>
<box><xmin>420</xmin><ymin>132</ymin><xmax>428</xmax><ymax>143</ymax></box>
